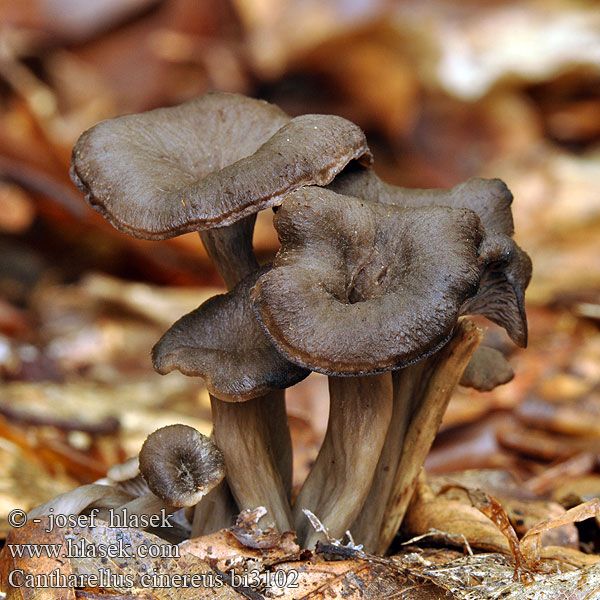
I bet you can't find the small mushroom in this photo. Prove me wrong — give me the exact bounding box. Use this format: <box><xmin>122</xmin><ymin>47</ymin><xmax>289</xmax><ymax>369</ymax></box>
<box><xmin>252</xmin><ymin>187</ymin><xmax>486</xmax><ymax>546</ymax></box>
<box><xmin>70</xmin><ymin>92</ymin><xmax>372</xmax><ymax>534</ymax></box>
<box><xmin>152</xmin><ymin>268</ymin><xmax>308</xmax><ymax>531</ymax></box>
<box><xmin>139</xmin><ymin>424</ymin><xmax>225</xmax><ymax>508</ymax></box>
<box><xmin>459</xmin><ymin>345</ymin><xmax>514</xmax><ymax>391</ymax></box>
<box><xmin>328</xmin><ymin>165</ymin><xmax>532</xmax><ymax>346</ymax></box>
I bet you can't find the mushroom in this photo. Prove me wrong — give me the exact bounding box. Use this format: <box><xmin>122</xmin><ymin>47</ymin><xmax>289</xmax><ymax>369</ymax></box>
<box><xmin>71</xmin><ymin>92</ymin><xmax>372</xmax><ymax>242</ymax></box>
<box><xmin>70</xmin><ymin>92</ymin><xmax>372</xmax><ymax>533</ymax></box>
<box><xmin>139</xmin><ymin>424</ymin><xmax>225</xmax><ymax>508</ymax></box>
<box><xmin>152</xmin><ymin>268</ymin><xmax>308</xmax><ymax>531</ymax></box>
<box><xmin>324</xmin><ymin>167</ymin><xmax>531</xmax><ymax>551</ymax></box>
<box><xmin>252</xmin><ymin>186</ymin><xmax>488</xmax><ymax>546</ymax></box>
<box><xmin>79</xmin><ymin>425</ymin><xmax>227</xmax><ymax>542</ymax></box>
<box><xmin>328</xmin><ymin>165</ymin><xmax>514</xmax><ymax>232</ymax></box>
<box><xmin>459</xmin><ymin>345</ymin><xmax>514</xmax><ymax>391</ymax></box>
<box><xmin>353</xmin><ymin>341</ymin><xmax>515</xmax><ymax>551</ymax></box>
<box><xmin>351</xmin><ymin>320</ymin><xmax>484</xmax><ymax>552</ymax></box>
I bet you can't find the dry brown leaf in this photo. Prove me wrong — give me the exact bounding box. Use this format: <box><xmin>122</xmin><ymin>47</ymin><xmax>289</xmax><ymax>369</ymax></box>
<box><xmin>526</xmin><ymin>453</ymin><xmax>597</xmax><ymax>497</ymax></box>
<box><xmin>231</xmin><ymin>0</ymin><xmax>388</xmax><ymax>77</ymax></box>
<box><xmin>497</xmin><ymin>421</ymin><xmax>600</xmax><ymax>462</ymax></box>
<box><xmin>0</xmin><ymin>380</ymin><xmax>212</xmax><ymax>459</ymax></box>
<box><xmin>403</xmin><ymin>476</ymin><xmax>512</xmax><ymax>556</ymax></box>
<box><xmin>0</xmin><ymin>519</ymin><xmax>75</xmax><ymax>600</ymax></box>
<box><xmin>273</xmin><ymin>559</ymin><xmax>451</xmax><ymax>600</ymax></box>
<box><xmin>520</xmin><ymin>499</ymin><xmax>600</xmax><ymax>562</ymax></box>
<box><xmin>516</xmin><ymin>392</ymin><xmax>600</xmax><ymax>438</ymax></box>
<box><xmin>184</xmin><ymin>514</ymin><xmax>452</xmax><ymax>598</ymax></box>
<box><xmin>552</xmin><ymin>474</ymin><xmax>600</xmax><ymax>508</ymax></box>
<box><xmin>538</xmin><ymin>546</ymin><xmax>600</xmax><ymax>570</ymax></box>
<box><xmin>0</xmin><ymin>439</ymin><xmax>78</xmax><ymax>538</ymax></box>
<box><xmin>0</xmin><ymin>518</ymin><xmax>245</xmax><ymax>599</ymax></box>
<box><xmin>404</xmin><ymin>473</ymin><xmax>600</xmax><ymax>582</ymax></box>
<box><xmin>427</xmin><ymin>413</ymin><xmax>520</xmax><ymax>474</ymax></box>
<box><xmin>490</xmin><ymin>145</ymin><xmax>600</xmax><ymax>305</ymax></box>
<box><xmin>431</xmin><ymin>471</ymin><xmax>579</xmax><ymax>549</ymax></box>
<box><xmin>78</xmin><ymin>274</ymin><xmax>220</xmax><ymax>330</ymax></box>
<box><xmin>293</xmin><ymin>27</ymin><xmax>420</xmax><ymax>139</ymax></box>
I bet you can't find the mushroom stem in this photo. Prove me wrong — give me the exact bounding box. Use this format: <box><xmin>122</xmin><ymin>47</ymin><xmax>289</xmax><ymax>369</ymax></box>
<box><xmin>195</xmin><ymin>218</ymin><xmax>294</xmax><ymax>533</ymax></box>
<box><xmin>198</xmin><ymin>216</ymin><xmax>258</xmax><ymax>290</ymax></box>
<box><xmin>211</xmin><ymin>392</ymin><xmax>293</xmax><ymax>532</ymax></box>
<box><xmin>293</xmin><ymin>373</ymin><xmax>393</xmax><ymax>547</ymax></box>
<box><xmin>191</xmin><ymin>483</ymin><xmax>238</xmax><ymax>537</ymax></box>
<box><xmin>377</xmin><ymin>319</ymin><xmax>483</xmax><ymax>553</ymax></box>
<box><xmin>29</xmin><ymin>484</ymin><xmax>134</xmax><ymax>519</ymax></box>
<box><xmin>349</xmin><ymin>361</ymin><xmax>426</xmax><ymax>551</ymax></box>
<box><xmin>262</xmin><ymin>390</ymin><xmax>294</xmax><ymax>499</ymax></box>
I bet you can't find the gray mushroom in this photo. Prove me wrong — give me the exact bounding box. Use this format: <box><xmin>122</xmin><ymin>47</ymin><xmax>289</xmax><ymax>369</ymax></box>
<box><xmin>459</xmin><ymin>345</ymin><xmax>514</xmax><ymax>391</ymax></box>
<box><xmin>71</xmin><ymin>93</ymin><xmax>372</xmax><ymax>241</ymax></box>
<box><xmin>252</xmin><ymin>186</ymin><xmax>487</xmax><ymax>546</ymax></box>
<box><xmin>324</xmin><ymin>168</ymin><xmax>530</xmax><ymax>551</ymax></box>
<box><xmin>152</xmin><ymin>268</ymin><xmax>309</xmax><ymax>530</ymax></box>
<box><xmin>139</xmin><ymin>424</ymin><xmax>225</xmax><ymax>508</ymax></box>
<box><xmin>70</xmin><ymin>92</ymin><xmax>371</xmax><ymax>534</ymax></box>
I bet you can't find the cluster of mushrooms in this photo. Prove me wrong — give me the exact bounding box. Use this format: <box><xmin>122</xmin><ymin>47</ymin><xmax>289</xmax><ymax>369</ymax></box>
<box><xmin>63</xmin><ymin>93</ymin><xmax>531</xmax><ymax>554</ymax></box>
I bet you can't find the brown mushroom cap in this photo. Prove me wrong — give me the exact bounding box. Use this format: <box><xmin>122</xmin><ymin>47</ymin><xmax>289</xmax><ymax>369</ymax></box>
<box><xmin>139</xmin><ymin>424</ymin><xmax>225</xmax><ymax>508</ymax></box>
<box><xmin>252</xmin><ymin>187</ymin><xmax>484</xmax><ymax>375</ymax></box>
<box><xmin>328</xmin><ymin>165</ymin><xmax>532</xmax><ymax>346</ymax></box>
<box><xmin>459</xmin><ymin>345</ymin><xmax>514</xmax><ymax>391</ymax></box>
<box><xmin>152</xmin><ymin>267</ymin><xmax>309</xmax><ymax>401</ymax></box>
<box><xmin>70</xmin><ymin>92</ymin><xmax>372</xmax><ymax>240</ymax></box>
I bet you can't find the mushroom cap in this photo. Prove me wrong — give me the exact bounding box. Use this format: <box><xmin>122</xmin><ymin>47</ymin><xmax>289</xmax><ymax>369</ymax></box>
<box><xmin>460</xmin><ymin>345</ymin><xmax>514</xmax><ymax>391</ymax></box>
<box><xmin>460</xmin><ymin>232</ymin><xmax>532</xmax><ymax>346</ymax></box>
<box><xmin>139</xmin><ymin>424</ymin><xmax>225</xmax><ymax>508</ymax></box>
<box><xmin>152</xmin><ymin>267</ymin><xmax>309</xmax><ymax>401</ymax></box>
<box><xmin>71</xmin><ymin>92</ymin><xmax>372</xmax><ymax>240</ymax></box>
<box><xmin>252</xmin><ymin>187</ymin><xmax>484</xmax><ymax>375</ymax></box>
<box><xmin>328</xmin><ymin>165</ymin><xmax>514</xmax><ymax>235</ymax></box>
<box><xmin>328</xmin><ymin>165</ymin><xmax>531</xmax><ymax>346</ymax></box>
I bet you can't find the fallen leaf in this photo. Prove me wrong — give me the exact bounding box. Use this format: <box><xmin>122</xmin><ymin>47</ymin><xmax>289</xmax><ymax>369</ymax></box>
<box><xmin>0</xmin><ymin>518</ymin><xmax>75</xmax><ymax>600</ymax></box>
<box><xmin>520</xmin><ymin>499</ymin><xmax>600</xmax><ymax>562</ymax></box>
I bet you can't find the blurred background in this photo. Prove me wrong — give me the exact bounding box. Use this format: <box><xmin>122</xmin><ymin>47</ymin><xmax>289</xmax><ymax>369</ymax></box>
<box><xmin>0</xmin><ymin>0</ymin><xmax>599</xmax><ymax>536</ymax></box>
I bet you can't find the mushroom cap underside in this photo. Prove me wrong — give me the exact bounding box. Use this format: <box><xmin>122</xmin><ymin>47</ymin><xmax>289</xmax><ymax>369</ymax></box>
<box><xmin>152</xmin><ymin>267</ymin><xmax>309</xmax><ymax>401</ymax></box>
